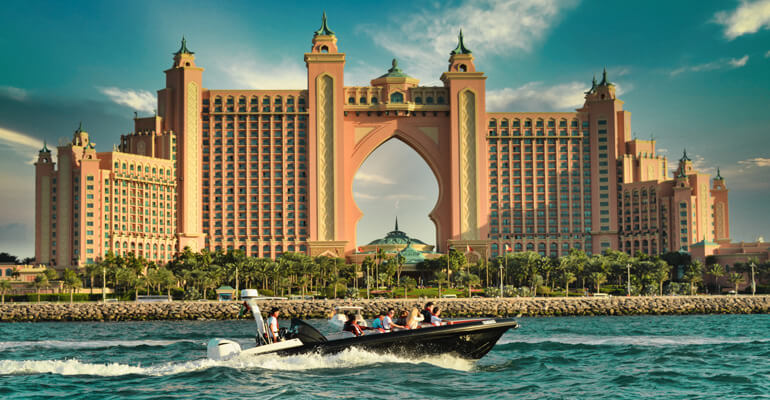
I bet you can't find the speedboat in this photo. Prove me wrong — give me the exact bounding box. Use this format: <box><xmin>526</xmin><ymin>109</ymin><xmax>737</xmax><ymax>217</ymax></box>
<box><xmin>207</xmin><ymin>289</ymin><xmax>518</xmax><ymax>361</ymax></box>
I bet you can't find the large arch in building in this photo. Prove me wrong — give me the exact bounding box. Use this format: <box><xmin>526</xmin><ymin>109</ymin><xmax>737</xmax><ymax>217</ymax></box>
<box><xmin>346</xmin><ymin>123</ymin><xmax>451</xmax><ymax>253</ymax></box>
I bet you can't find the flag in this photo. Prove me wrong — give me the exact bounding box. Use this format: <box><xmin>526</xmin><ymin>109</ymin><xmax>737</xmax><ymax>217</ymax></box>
<box><xmin>466</xmin><ymin>245</ymin><xmax>473</xmax><ymax>253</ymax></box>
<box><xmin>356</xmin><ymin>246</ymin><xmax>363</xmax><ymax>253</ymax></box>
<box><xmin>504</xmin><ymin>243</ymin><xmax>512</xmax><ymax>252</ymax></box>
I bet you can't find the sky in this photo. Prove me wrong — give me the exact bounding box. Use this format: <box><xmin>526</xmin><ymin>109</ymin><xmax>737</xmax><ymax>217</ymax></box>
<box><xmin>1</xmin><ymin>0</ymin><xmax>769</xmax><ymax>258</ymax></box>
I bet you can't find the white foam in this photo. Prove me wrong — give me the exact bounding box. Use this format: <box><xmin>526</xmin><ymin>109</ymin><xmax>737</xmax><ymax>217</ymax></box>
<box><xmin>246</xmin><ymin>348</ymin><xmax>474</xmax><ymax>372</ymax></box>
<box><xmin>0</xmin><ymin>339</ymin><xmax>200</xmax><ymax>350</ymax></box>
<box><xmin>0</xmin><ymin>348</ymin><xmax>474</xmax><ymax>377</ymax></box>
<box><xmin>498</xmin><ymin>335</ymin><xmax>770</xmax><ymax>347</ymax></box>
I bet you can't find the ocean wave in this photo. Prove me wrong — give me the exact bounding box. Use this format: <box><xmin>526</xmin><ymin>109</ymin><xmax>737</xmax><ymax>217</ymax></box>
<box><xmin>0</xmin><ymin>348</ymin><xmax>474</xmax><ymax>377</ymax></box>
<box><xmin>497</xmin><ymin>335</ymin><xmax>770</xmax><ymax>347</ymax></box>
<box><xmin>0</xmin><ymin>339</ymin><xmax>201</xmax><ymax>350</ymax></box>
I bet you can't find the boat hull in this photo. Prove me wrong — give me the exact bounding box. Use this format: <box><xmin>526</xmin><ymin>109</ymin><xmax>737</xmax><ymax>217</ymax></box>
<box><xmin>279</xmin><ymin>318</ymin><xmax>518</xmax><ymax>360</ymax></box>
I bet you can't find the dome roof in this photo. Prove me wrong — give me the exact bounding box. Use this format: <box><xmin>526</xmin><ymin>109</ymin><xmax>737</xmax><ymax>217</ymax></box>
<box><xmin>398</xmin><ymin>243</ymin><xmax>425</xmax><ymax>264</ymax></box>
<box><xmin>366</xmin><ymin>217</ymin><xmax>427</xmax><ymax>246</ymax></box>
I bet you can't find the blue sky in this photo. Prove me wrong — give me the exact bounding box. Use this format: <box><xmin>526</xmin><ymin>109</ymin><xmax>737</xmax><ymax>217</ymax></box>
<box><xmin>1</xmin><ymin>0</ymin><xmax>769</xmax><ymax>257</ymax></box>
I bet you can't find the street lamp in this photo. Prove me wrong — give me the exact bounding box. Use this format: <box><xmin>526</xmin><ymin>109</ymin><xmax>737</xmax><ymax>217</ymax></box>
<box><xmin>102</xmin><ymin>265</ymin><xmax>106</xmax><ymax>303</ymax></box>
<box><xmin>499</xmin><ymin>255</ymin><xmax>506</xmax><ymax>298</ymax></box>
<box><xmin>626</xmin><ymin>263</ymin><xmax>631</xmax><ymax>296</ymax></box>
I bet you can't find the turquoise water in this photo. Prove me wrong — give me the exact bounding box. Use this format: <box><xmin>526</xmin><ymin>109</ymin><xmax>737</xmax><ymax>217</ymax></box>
<box><xmin>1</xmin><ymin>314</ymin><xmax>768</xmax><ymax>399</ymax></box>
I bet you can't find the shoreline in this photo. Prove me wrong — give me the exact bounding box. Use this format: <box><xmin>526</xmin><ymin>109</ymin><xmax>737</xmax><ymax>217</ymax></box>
<box><xmin>1</xmin><ymin>295</ymin><xmax>769</xmax><ymax>322</ymax></box>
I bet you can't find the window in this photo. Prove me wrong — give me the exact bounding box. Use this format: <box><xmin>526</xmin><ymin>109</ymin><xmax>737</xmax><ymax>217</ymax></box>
<box><xmin>390</xmin><ymin>92</ymin><xmax>404</xmax><ymax>103</ymax></box>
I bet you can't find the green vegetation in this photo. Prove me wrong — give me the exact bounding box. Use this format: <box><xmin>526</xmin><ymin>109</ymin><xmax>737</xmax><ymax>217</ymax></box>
<box><xmin>4</xmin><ymin>247</ymin><xmax>769</xmax><ymax>302</ymax></box>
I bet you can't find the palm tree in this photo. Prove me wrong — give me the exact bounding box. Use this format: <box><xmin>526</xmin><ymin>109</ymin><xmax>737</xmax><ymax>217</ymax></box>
<box><xmin>728</xmin><ymin>273</ymin><xmax>744</xmax><ymax>295</ymax></box>
<box><xmin>394</xmin><ymin>253</ymin><xmax>406</xmax><ymax>287</ymax></box>
<box><xmin>43</xmin><ymin>268</ymin><xmax>59</xmax><ymax>294</ymax></box>
<box><xmin>63</xmin><ymin>269</ymin><xmax>82</xmax><ymax>304</ymax></box>
<box><xmin>590</xmin><ymin>272</ymin><xmax>607</xmax><ymax>294</ymax></box>
<box><xmin>402</xmin><ymin>276</ymin><xmax>417</xmax><ymax>299</ymax></box>
<box><xmin>32</xmin><ymin>274</ymin><xmax>48</xmax><ymax>302</ymax></box>
<box><xmin>683</xmin><ymin>270</ymin><xmax>702</xmax><ymax>296</ymax></box>
<box><xmin>155</xmin><ymin>268</ymin><xmax>177</xmax><ymax>300</ymax></box>
<box><xmin>707</xmin><ymin>264</ymin><xmax>725</xmax><ymax>294</ymax></box>
<box><xmin>0</xmin><ymin>279</ymin><xmax>12</xmax><ymax>304</ymax></box>
<box><xmin>461</xmin><ymin>272</ymin><xmax>481</xmax><ymax>298</ymax></box>
<box><xmin>651</xmin><ymin>261</ymin><xmax>670</xmax><ymax>296</ymax></box>
<box><xmin>433</xmin><ymin>271</ymin><xmax>449</xmax><ymax>298</ymax></box>
<box><xmin>563</xmin><ymin>272</ymin><xmax>576</xmax><ymax>297</ymax></box>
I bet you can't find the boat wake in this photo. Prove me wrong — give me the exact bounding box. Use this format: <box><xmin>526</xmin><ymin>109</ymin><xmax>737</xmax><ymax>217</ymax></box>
<box><xmin>0</xmin><ymin>339</ymin><xmax>201</xmax><ymax>350</ymax></box>
<box><xmin>0</xmin><ymin>347</ymin><xmax>474</xmax><ymax>377</ymax></box>
<box><xmin>498</xmin><ymin>335</ymin><xmax>770</xmax><ymax>347</ymax></box>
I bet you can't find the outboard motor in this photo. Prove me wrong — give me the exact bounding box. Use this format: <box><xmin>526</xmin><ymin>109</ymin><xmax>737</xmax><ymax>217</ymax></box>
<box><xmin>207</xmin><ymin>289</ymin><xmax>266</xmax><ymax>360</ymax></box>
<box><xmin>207</xmin><ymin>338</ymin><xmax>242</xmax><ymax>361</ymax></box>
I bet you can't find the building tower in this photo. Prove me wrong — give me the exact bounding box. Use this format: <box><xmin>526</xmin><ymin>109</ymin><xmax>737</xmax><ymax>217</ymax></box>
<box><xmin>439</xmin><ymin>30</ymin><xmax>489</xmax><ymax>258</ymax></box>
<box><xmin>158</xmin><ymin>37</ymin><xmax>205</xmax><ymax>251</ymax></box>
<box><xmin>579</xmin><ymin>68</ymin><xmax>630</xmax><ymax>252</ymax></box>
<box><xmin>711</xmin><ymin>168</ymin><xmax>730</xmax><ymax>243</ymax></box>
<box><xmin>305</xmin><ymin>13</ymin><xmax>348</xmax><ymax>257</ymax></box>
<box><xmin>34</xmin><ymin>141</ymin><xmax>55</xmax><ymax>265</ymax></box>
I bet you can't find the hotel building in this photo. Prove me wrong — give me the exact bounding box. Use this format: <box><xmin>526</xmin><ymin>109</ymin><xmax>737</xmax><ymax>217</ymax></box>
<box><xmin>33</xmin><ymin>15</ymin><xmax>731</xmax><ymax>269</ymax></box>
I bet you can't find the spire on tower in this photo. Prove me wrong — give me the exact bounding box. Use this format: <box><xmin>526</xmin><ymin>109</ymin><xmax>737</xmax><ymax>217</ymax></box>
<box><xmin>450</xmin><ymin>29</ymin><xmax>472</xmax><ymax>55</ymax></box>
<box><xmin>76</xmin><ymin>121</ymin><xmax>83</xmax><ymax>132</ymax></box>
<box><xmin>395</xmin><ymin>216</ymin><xmax>399</xmax><ymax>231</ymax></box>
<box><xmin>716</xmin><ymin>168</ymin><xmax>724</xmax><ymax>180</ymax></box>
<box><xmin>680</xmin><ymin>148</ymin><xmax>691</xmax><ymax>162</ymax></box>
<box><xmin>585</xmin><ymin>74</ymin><xmax>597</xmax><ymax>94</ymax></box>
<box><xmin>174</xmin><ymin>36</ymin><xmax>194</xmax><ymax>55</ymax></box>
<box><xmin>314</xmin><ymin>11</ymin><xmax>335</xmax><ymax>36</ymax></box>
<box><xmin>599</xmin><ymin>67</ymin><xmax>611</xmax><ymax>86</ymax></box>
<box><xmin>40</xmin><ymin>140</ymin><xmax>50</xmax><ymax>153</ymax></box>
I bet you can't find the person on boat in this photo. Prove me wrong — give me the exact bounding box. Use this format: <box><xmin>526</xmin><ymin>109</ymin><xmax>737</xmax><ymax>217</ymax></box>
<box><xmin>370</xmin><ymin>311</ymin><xmax>389</xmax><ymax>332</ymax></box>
<box><xmin>343</xmin><ymin>313</ymin><xmax>377</xmax><ymax>336</ymax></box>
<box><xmin>384</xmin><ymin>308</ymin><xmax>407</xmax><ymax>330</ymax></box>
<box><xmin>421</xmin><ymin>302</ymin><xmax>435</xmax><ymax>323</ymax></box>
<box><xmin>430</xmin><ymin>307</ymin><xmax>444</xmax><ymax>326</ymax></box>
<box><xmin>266</xmin><ymin>307</ymin><xmax>281</xmax><ymax>342</ymax></box>
<box><xmin>406</xmin><ymin>307</ymin><xmax>424</xmax><ymax>329</ymax></box>
<box><xmin>395</xmin><ymin>310</ymin><xmax>409</xmax><ymax>327</ymax></box>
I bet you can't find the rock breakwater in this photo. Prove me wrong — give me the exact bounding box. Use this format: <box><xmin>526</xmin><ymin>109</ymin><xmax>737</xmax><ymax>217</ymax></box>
<box><xmin>1</xmin><ymin>295</ymin><xmax>768</xmax><ymax>322</ymax></box>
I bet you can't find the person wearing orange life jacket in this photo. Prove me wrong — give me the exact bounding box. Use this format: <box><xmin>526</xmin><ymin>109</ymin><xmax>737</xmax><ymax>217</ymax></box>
<box><xmin>342</xmin><ymin>313</ymin><xmax>377</xmax><ymax>336</ymax></box>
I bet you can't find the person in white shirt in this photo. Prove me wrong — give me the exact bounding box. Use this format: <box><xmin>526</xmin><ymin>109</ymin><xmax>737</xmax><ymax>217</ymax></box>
<box><xmin>266</xmin><ymin>307</ymin><xmax>281</xmax><ymax>342</ymax></box>
<box><xmin>430</xmin><ymin>307</ymin><xmax>443</xmax><ymax>326</ymax></box>
<box><xmin>384</xmin><ymin>308</ymin><xmax>406</xmax><ymax>330</ymax></box>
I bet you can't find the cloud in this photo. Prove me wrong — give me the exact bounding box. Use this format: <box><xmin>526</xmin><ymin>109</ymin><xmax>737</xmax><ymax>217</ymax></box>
<box><xmin>353</xmin><ymin>191</ymin><xmax>425</xmax><ymax>202</ymax></box>
<box><xmin>354</xmin><ymin>171</ymin><xmax>395</xmax><ymax>185</ymax></box>
<box><xmin>384</xmin><ymin>194</ymin><xmax>425</xmax><ymax>201</ymax></box>
<box><xmin>669</xmin><ymin>55</ymin><xmax>750</xmax><ymax>76</ymax></box>
<box><xmin>353</xmin><ymin>191</ymin><xmax>377</xmax><ymax>200</ymax></box>
<box><xmin>738</xmin><ymin>157</ymin><xmax>770</xmax><ymax>167</ymax></box>
<box><xmin>0</xmin><ymin>126</ymin><xmax>44</xmax><ymax>152</ymax></box>
<box><xmin>345</xmin><ymin>60</ymin><xmax>384</xmax><ymax>87</ymax></box>
<box><xmin>0</xmin><ymin>86</ymin><xmax>28</xmax><ymax>101</ymax></box>
<box><xmin>487</xmin><ymin>80</ymin><xmax>630</xmax><ymax>112</ymax></box>
<box><xmin>218</xmin><ymin>54</ymin><xmax>305</xmax><ymax>89</ymax></box>
<box><xmin>765</xmin><ymin>50</ymin><xmax>770</xmax><ymax>58</ymax></box>
<box><xmin>729</xmin><ymin>54</ymin><xmax>750</xmax><ymax>67</ymax></box>
<box><xmin>714</xmin><ymin>0</ymin><xmax>770</xmax><ymax>40</ymax></box>
<box><xmin>98</xmin><ymin>87</ymin><xmax>156</xmax><ymax>113</ymax></box>
<box><xmin>358</xmin><ymin>0</ymin><xmax>578</xmax><ymax>83</ymax></box>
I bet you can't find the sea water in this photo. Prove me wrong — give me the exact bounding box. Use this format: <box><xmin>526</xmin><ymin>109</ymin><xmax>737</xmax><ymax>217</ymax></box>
<box><xmin>0</xmin><ymin>314</ymin><xmax>768</xmax><ymax>399</ymax></box>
